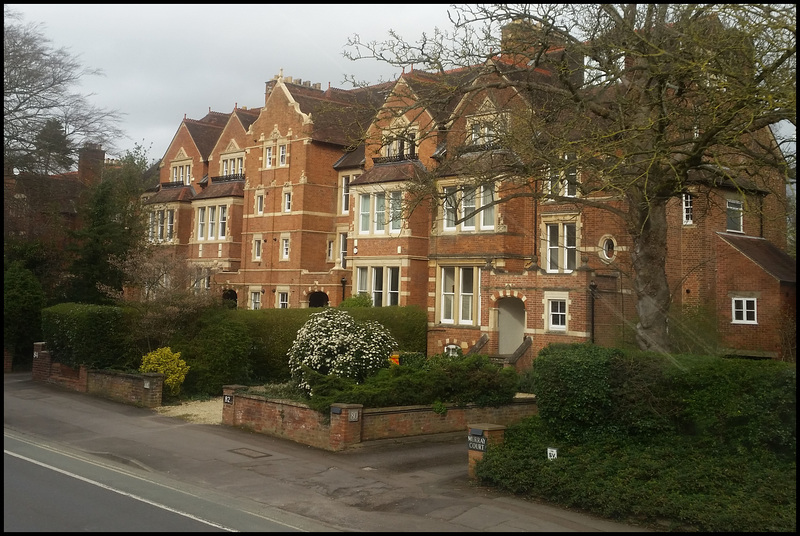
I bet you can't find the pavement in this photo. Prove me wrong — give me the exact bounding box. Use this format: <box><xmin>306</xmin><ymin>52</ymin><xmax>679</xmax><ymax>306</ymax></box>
<box><xmin>4</xmin><ymin>372</ymin><xmax>653</xmax><ymax>532</ymax></box>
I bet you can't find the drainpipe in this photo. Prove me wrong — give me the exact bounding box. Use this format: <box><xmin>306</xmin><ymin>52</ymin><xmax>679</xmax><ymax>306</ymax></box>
<box><xmin>589</xmin><ymin>279</ymin><xmax>597</xmax><ymax>343</ymax></box>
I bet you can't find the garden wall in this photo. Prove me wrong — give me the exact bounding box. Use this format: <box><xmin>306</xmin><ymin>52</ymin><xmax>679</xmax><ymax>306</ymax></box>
<box><xmin>31</xmin><ymin>342</ymin><xmax>163</xmax><ymax>408</ymax></box>
<box><xmin>222</xmin><ymin>385</ymin><xmax>538</xmax><ymax>452</ymax></box>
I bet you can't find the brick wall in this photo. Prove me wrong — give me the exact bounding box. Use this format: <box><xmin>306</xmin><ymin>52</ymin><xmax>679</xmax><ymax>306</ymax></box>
<box><xmin>31</xmin><ymin>342</ymin><xmax>163</xmax><ymax>407</ymax></box>
<box><xmin>222</xmin><ymin>385</ymin><xmax>537</xmax><ymax>451</ymax></box>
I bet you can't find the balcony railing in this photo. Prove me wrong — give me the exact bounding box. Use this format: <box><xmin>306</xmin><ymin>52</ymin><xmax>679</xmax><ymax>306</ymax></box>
<box><xmin>453</xmin><ymin>142</ymin><xmax>503</xmax><ymax>156</ymax></box>
<box><xmin>372</xmin><ymin>154</ymin><xmax>419</xmax><ymax>164</ymax></box>
<box><xmin>210</xmin><ymin>173</ymin><xmax>245</xmax><ymax>182</ymax></box>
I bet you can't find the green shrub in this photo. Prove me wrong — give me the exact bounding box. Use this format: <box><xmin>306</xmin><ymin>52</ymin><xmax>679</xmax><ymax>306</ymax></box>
<box><xmin>476</xmin><ymin>346</ymin><xmax>796</xmax><ymax>532</ymax></box>
<box><xmin>4</xmin><ymin>261</ymin><xmax>45</xmax><ymax>369</ymax></box>
<box><xmin>297</xmin><ymin>352</ymin><xmax>518</xmax><ymax>413</ymax></box>
<box><xmin>238</xmin><ymin>308</ymin><xmax>314</xmax><ymax>383</ymax></box>
<box><xmin>139</xmin><ymin>347</ymin><xmax>189</xmax><ymax>396</ymax></box>
<box><xmin>338</xmin><ymin>292</ymin><xmax>373</xmax><ymax>308</ymax></box>
<box><xmin>175</xmin><ymin>309</ymin><xmax>252</xmax><ymax>396</ymax></box>
<box><xmin>41</xmin><ymin>302</ymin><xmax>138</xmax><ymax>370</ymax></box>
<box><xmin>346</xmin><ymin>305</ymin><xmax>428</xmax><ymax>353</ymax></box>
<box><xmin>530</xmin><ymin>343</ymin><xmax>620</xmax><ymax>441</ymax></box>
<box><xmin>288</xmin><ymin>308</ymin><xmax>397</xmax><ymax>394</ymax></box>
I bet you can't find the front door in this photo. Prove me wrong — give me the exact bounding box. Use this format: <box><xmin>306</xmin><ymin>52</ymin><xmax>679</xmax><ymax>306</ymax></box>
<box><xmin>498</xmin><ymin>297</ymin><xmax>525</xmax><ymax>355</ymax></box>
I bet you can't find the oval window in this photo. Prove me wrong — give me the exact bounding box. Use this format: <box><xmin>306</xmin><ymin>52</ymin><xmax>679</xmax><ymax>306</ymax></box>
<box><xmin>603</xmin><ymin>238</ymin><xmax>615</xmax><ymax>260</ymax></box>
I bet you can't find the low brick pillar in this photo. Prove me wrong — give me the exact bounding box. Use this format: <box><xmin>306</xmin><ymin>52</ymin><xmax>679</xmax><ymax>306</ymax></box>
<box><xmin>467</xmin><ymin>423</ymin><xmax>506</xmax><ymax>479</ymax></box>
<box><xmin>141</xmin><ymin>373</ymin><xmax>164</xmax><ymax>407</ymax></box>
<box><xmin>329</xmin><ymin>403</ymin><xmax>363</xmax><ymax>451</ymax></box>
<box><xmin>32</xmin><ymin>342</ymin><xmax>52</xmax><ymax>382</ymax></box>
<box><xmin>222</xmin><ymin>385</ymin><xmax>247</xmax><ymax>426</ymax></box>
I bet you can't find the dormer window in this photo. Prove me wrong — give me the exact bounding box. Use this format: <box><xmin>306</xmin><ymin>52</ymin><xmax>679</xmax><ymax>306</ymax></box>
<box><xmin>382</xmin><ymin>126</ymin><xmax>417</xmax><ymax>160</ymax></box>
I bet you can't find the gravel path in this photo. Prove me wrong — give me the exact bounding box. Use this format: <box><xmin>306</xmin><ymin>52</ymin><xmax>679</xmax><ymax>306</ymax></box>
<box><xmin>154</xmin><ymin>397</ymin><xmax>223</xmax><ymax>424</ymax></box>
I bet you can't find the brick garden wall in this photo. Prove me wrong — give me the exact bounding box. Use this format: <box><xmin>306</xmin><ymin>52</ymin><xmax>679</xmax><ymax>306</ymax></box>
<box><xmin>222</xmin><ymin>385</ymin><xmax>537</xmax><ymax>451</ymax></box>
<box><xmin>31</xmin><ymin>342</ymin><xmax>163</xmax><ymax>408</ymax></box>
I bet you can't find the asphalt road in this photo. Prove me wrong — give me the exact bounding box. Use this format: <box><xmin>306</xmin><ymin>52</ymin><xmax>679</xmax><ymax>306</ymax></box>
<box><xmin>4</xmin><ymin>372</ymin><xmax>652</xmax><ymax>532</ymax></box>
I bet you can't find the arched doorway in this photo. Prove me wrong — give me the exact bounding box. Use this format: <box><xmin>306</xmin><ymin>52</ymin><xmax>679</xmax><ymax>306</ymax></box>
<box><xmin>308</xmin><ymin>291</ymin><xmax>329</xmax><ymax>308</ymax></box>
<box><xmin>498</xmin><ymin>297</ymin><xmax>525</xmax><ymax>355</ymax></box>
<box><xmin>222</xmin><ymin>289</ymin><xmax>238</xmax><ymax>309</ymax></box>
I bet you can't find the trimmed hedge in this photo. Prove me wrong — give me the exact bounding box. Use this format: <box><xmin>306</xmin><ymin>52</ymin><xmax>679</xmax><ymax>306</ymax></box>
<box><xmin>41</xmin><ymin>302</ymin><xmax>138</xmax><ymax>370</ymax></box>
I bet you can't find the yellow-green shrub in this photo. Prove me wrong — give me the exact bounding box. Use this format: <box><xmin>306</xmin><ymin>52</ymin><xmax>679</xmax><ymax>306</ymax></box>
<box><xmin>140</xmin><ymin>347</ymin><xmax>189</xmax><ymax>396</ymax></box>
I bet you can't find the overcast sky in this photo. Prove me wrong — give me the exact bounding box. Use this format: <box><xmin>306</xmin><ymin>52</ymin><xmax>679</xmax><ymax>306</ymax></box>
<box><xmin>8</xmin><ymin>3</ymin><xmax>455</xmax><ymax>163</ymax></box>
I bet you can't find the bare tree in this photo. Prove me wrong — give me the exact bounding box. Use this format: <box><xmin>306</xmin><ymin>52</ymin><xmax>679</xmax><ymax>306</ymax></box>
<box><xmin>344</xmin><ymin>4</ymin><xmax>796</xmax><ymax>352</ymax></box>
<box><xmin>3</xmin><ymin>7</ymin><xmax>124</xmax><ymax>175</ymax></box>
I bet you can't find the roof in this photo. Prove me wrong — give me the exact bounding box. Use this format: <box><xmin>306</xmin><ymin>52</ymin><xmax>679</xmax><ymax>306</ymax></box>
<box><xmin>333</xmin><ymin>145</ymin><xmax>366</xmax><ymax>170</ymax></box>
<box><xmin>184</xmin><ymin>113</ymin><xmax>228</xmax><ymax>158</ymax></box>
<box><xmin>193</xmin><ymin>176</ymin><xmax>245</xmax><ymax>200</ymax></box>
<box><xmin>142</xmin><ymin>182</ymin><xmax>196</xmax><ymax>204</ymax></box>
<box><xmin>717</xmin><ymin>233</ymin><xmax>796</xmax><ymax>283</ymax></box>
<box><xmin>284</xmin><ymin>81</ymin><xmax>388</xmax><ymax>147</ymax></box>
<box><xmin>351</xmin><ymin>159</ymin><xmax>429</xmax><ymax>186</ymax></box>
<box><xmin>232</xmin><ymin>107</ymin><xmax>261</xmax><ymax>132</ymax></box>
<box><xmin>4</xmin><ymin>173</ymin><xmax>85</xmax><ymax>215</ymax></box>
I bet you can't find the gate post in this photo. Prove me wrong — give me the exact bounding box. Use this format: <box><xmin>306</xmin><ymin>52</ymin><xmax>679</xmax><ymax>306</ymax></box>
<box><xmin>467</xmin><ymin>422</ymin><xmax>506</xmax><ymax>479</ymax></box>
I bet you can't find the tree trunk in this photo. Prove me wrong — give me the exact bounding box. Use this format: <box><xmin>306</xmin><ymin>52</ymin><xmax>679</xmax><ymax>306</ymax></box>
<box><xmin>629</xmin><ymin>200</ymin><xmax>672</xmax><ymax>353</ymax></box>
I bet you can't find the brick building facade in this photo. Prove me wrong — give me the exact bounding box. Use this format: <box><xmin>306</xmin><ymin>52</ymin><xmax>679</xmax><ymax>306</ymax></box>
<box><xmin>143</xmin><ymin>51</ymin><xmax>795</xmax><ymax>364</ymax></box>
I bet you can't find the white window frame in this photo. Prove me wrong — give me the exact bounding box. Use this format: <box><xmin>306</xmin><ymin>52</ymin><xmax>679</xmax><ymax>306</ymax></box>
<box><xmin>390</xmin><ymin>190</ymin><xmax>403</xmax><ymax>232</ymax></box>
<box><xmin>251</xmin><ymin>291</ymin><xmax>261</xmax><ymax>310</ymax></box>
<box><xmin>341</xmin><ymin>175</ymin><xmax>351</xmax><ymax>214</ymax></box>
<box><xmin>439</xmin><ymin>266</ymin><xmax>477</xmax><ymax>325</ymax></box>
<box><xmin>208</xmin><ymin>206</ymin><xmax>216</xmax><ymax>239</ymax></box>
<box><xmin>265</xmin><ymin>146</ymin><xmax>273</xmax><ymax>168</ymax></box>
<box><xmin>283</xmin><ymin>192</ymin><xmax>292</xmax><ymax>213</ymax></box>
<box><xmin>442</xmin><ymin>184</ymin><xmax>495</xmax><ymax>232</ymax></box>
<box><xmin>480</xmin><ymin>184</ymin><xmax>495</xmax><ymax>230</ymax></box>
<box><xmin>327</xmin><ymin>239</ymin><xmax>334</xmax><ymax>261</ymax></box>
<box><xmin>387</xmin><ymin>266</ymin><xmax>400</xmax><ymax>306</ymax></box>
<box><xmin>683</xmin><ymin>193</ymin><xmax>694</xmax><ymax>225</ymax></box>
<box><xmin>355</xmin><ymin>265</ymin><xmax>401</xmax><ymax>307</ymax></box>
<box><xmin>372</xmin><ymin>266</ymin><xmax>384</xmax><ymax>306</ymax></box>
<box><xmin>253</xmin><ymin>237</ymin><xmax>262</xmax><ymax>260</ymax></box>
<box><xmin>279</xmin><ymin>144</ymin><xmax>287</xmax><ymax>166</ymax></box>
<box><xmin>339</xmin><ymin>233</ymin><xmax>348</xmax><ymax>268</ymax></box>
<box><xmin>157</xmin><ymin>210</ymin><xmax>165</xmax><ymax>240</ymax></box>
<box><xmin>256</xmin><ymin>194</ymin><xmax>264</xmax><ymax>215</ymax></box>
<box><xmin>374</xmin><ymin>193</ymin><xmax>386</xmax><ymax>234</ymax></box>
<box><xmin>547</xmin><ymin>154</ymin><xmax>578</xmax><ymax>198</ymax></box>
<box><xmin>545</xmin><ymin>291</ymin><xmax>569</xmax><ymax>331</ymax></box>
<box><xmin>462</xmin><ymin>188</ymin><xmax>476</xmax><ymax>230</ymax></box>
<box><xmin>443</xmin><ymin>187</ymin><xmax>457</xmax><ymax>231</ymax></box>
<box><xmin>727</xmin><ymin>199</ymin><xmax>743</xmax><ymax>232</ymax></box>
<box><xmin>281</xmin><ymin>237</ymin><xmax>290</xmax><ymax>260</ymax></box>
<box><xmin>278</xmin><ymin>292</ymin><xmax>289</xmax><ymax>308</ymax></box>
<box><xmin>359</xmin><ymin>194</ymin><xmax>371</xmax><ymax>234</ymax></box>
<box><xmin>218</xmin><ymin>206</ymin><xmax>227</xmax><ymax>239</ymax></box>
<box><xmin>167</xmin><ymin>209</ymin><xmax>175</xmax><ymax>240</ymax></box>
<box><xmin>731</xmin><ymin>297</ymin><xmax>757</xmax><ymax>324</ymax></box>
<box><xmin>197</xmin><ymin>207</ymin><xmax>206</xmax><ymax>240</ymax></box>
<box><xmin>357</xmin><ymin>266</ymin><xmax>368</xmax><ymax>295</ymax></box>
<box><xmin>546</xmin><ymin>222</ymin><xmax>577</xmax><ymax>273</ymax></box>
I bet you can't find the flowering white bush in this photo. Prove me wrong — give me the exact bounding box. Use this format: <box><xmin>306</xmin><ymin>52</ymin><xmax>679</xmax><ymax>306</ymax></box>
<box><xmin>288</xmin><ymin>308</ymin><xmax>397</xmax><ymax>394</ymax></box>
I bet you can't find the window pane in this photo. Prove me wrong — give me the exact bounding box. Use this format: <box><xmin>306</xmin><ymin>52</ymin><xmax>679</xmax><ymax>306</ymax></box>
<box><xmin>565</xmin><ymin>224</ymin><xmax>576</xmax><ymax>271</ymax></box>
<box><xmin>360</xmin><ymin>194</ymin><xmax>370</xmax><ymax>232</ymax></box>
<box><xmin>463</xmin><ymin>188</ymin><xmax>476</xmax><ymax>228</ymax></box>
<box><xmin>481</xmin><ymin>185</ymin><xmax>494</xmax><ymax>228</ymax></box>
<box><xmin>388</xmin><ymin>267</ymin><xmax>400</xmax><ymax>305</ymax></box>
<box><xmin>442</xmin><ymin>267</ymin><xmax>455</xmax><ymax>321</ymax></box>
<box><xmin>372</xmin><ymin>267</ymin><xmax>383</xmax><ymax>306</ymax></box>
<box><xmin>374</xmin><ymin>193</ymin><xmax>385</xmax><ymax>232</ymax></box>
<box><xmin>460</xmin><ymin>267</ymin><xmax>474</xmax><ymax>322</ymax></box>
<box><xmin>547</xmin><ymin>224</ymin><xmax>559</xmax><ymax>271</ymax></box>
